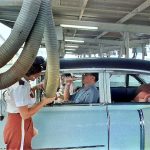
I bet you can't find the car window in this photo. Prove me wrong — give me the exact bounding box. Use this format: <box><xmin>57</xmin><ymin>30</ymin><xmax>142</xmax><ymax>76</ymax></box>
<box><xmin>109</xmin><ymin>73</ymin><xmax>141</xmax><ymax>103</ymax></box>
<box><xmin>73</xmin><ymin>79</ymin><xmax>82</xmax><ymax>91</ymax></box>
<box><xmin>110</xmin><ymin>74</ymin><xmax>126</xmax><ymax>87</ymax></box>
<box><xmin>109</xmin><ymin>73</ymin><xmax>150</xmax><ymax>103</ymax></box>
<box><xmin>139</xmin><ymin>74</ymin><xmax>150</xmax><ymax>83</ymax></box>
<box><xmin>128</xmin><ymin>75</ymin><xmax>141</xmax><ymax>87</ymax></box>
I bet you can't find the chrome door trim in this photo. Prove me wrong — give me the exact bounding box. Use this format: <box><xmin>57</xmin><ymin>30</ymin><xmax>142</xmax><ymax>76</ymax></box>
<box><xmin>138</xmin><ymin>109</ymin><xmax>145</xmax><ymax>150</ymax></box>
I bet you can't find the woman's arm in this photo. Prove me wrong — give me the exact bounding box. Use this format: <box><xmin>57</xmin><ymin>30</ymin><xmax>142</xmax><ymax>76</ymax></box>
<box><xmin>31</xmin><ymin>82</ymin><xmax>44</xmax><ymax>91</ymax></box>
<box><xmin>18</xmin><ymin>96</ymin><xmax>55</xmax><ymax>120</ymax></box>
<box><xmin>63</xmin><ymin>77</ymin><xmax>74</xmax><ymax>101</ymax></box>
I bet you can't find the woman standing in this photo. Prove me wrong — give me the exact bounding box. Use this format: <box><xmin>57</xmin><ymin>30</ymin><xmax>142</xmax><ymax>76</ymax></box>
<box><xmin>3</xmin><ymin>56</ymin><xmax>55</xmax><ymax>150</ymax></box>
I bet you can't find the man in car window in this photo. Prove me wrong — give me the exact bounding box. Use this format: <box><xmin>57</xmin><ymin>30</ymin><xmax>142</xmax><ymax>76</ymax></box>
<box><xmin>63</xmin><ymin>73</ymin><xmax>99</xmax><ymax>103</ymax></box>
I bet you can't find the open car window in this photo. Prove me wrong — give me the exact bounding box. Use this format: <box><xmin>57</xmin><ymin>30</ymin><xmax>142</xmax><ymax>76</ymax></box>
<box><xmin>128</xmin><ymin>75</ymin><xmax>141</xmax><ymax>87</ymax></box>
<box><xmin>109</xmin><ymin>72</ymin><xmax>150</xmax><ymax>103</ymax></box>
<box><xmin>110</xmin><ymin>74</ymin><xmax>126</xmax><ymax>87</ymax></box>
<box><xmin>52</xmin><ymin>72</ymin><xmax>101</xmax><ymax>105</ymax></box>
<box><xmin>139</xmin><ymin>74</ymin><xmax>150</xmax><ymax>83</ymax></box>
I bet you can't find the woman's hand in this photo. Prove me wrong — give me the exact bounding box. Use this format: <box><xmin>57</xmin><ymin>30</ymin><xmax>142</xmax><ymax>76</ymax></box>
<box><xmin>37</xmin><ymin>82</ymin><xmax>44</xmax><ymax>90</ymax></box>
<box><xmin>144</xmin><ymin>93</ymin><xmax>150</xmax><ymax>102</ymax></box>
<box><xmin>41</xmin><ymin>96</ymin><xmax>55</xmax><ymax>105</ymax></box>
<box><xmin>65</xmin><ymin>76</ymin><xmax>73</xmax><ymax>86</ymax></box>
<box><xmin>31</xmin><ymin>82</ymin><xmax>45</xmax><ymax>91</ymax></box>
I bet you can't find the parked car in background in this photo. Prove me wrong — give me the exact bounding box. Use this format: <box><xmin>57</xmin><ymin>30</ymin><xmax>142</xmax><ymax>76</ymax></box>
<box><xmin>1</xmin><ymin>58</ymin><xmax>150</xmax><ymax>150</ymax></box>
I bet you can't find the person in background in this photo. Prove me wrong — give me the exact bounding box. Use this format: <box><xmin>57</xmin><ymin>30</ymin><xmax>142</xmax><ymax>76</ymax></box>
<box><xmin>55</xmin><ymin>73</ymin><xmax>74</xmax><ymax>101</ymax></box>
<box><xmin>134</xmin><ymin>84</ymin><xmax>150</xmax><ymax>102</ymax></box>
<box><xmin>60</xmin><ymin>73</ymin><xmax>74</xmax><ymax>95</ymax></box>
<box><xmin>3</xmin><ymin>56</ymin><xmax>55</xmax><ymax>150</ymax></box>
<box><xmin>64</xmin><ymin>73</ymin><xmax>99</xmax><ymax>103</ymax></box>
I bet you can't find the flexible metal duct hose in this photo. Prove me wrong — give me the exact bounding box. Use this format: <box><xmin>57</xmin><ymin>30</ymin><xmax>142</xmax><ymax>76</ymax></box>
<box><xmin>0</xmin><ymin>0</ymin><xmax>60</xmax><ymax>95</ymax></box>
<box><xmin>0</xmin><ymin>0</ymin><xmax>46</xmax><ymax>89</ymax></box>
<box><xmin>44</xmin><ymin>0</ymin><xmax>60</xmax><ymax>97</ymax></box>
<box><xmin>0</xmin><ymin>0</ymin><xmax>41</xmax><ymax>68</ymax></box>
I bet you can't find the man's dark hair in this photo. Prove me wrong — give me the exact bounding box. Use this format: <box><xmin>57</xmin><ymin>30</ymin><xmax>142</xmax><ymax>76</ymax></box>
<box><xmin>91</xmin><ymin>73</ymin><xmax>98</xmax><ymax>82</ymax></box>
<box><xmin>26</xmin><ymin>56</ymin><xmax>46</xmax><ymax>77</ymax></box>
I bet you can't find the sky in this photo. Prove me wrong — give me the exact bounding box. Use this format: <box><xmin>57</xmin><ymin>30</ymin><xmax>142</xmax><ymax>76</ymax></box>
<box><xmin>0</xmin><ymin>23</ymin><xmax>48</xmax><ymax>58</ymax></box>
<box><xmin>0</xmin><ymin>23</ymin><xmax>11</xmax><ymax>45</ymax></box>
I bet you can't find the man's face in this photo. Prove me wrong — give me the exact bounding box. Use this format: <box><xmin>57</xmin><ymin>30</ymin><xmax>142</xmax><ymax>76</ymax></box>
<box><xmin>82</xmin><ymin>73</ymin><xmax>95</xmax><ymax>85</ymax></box>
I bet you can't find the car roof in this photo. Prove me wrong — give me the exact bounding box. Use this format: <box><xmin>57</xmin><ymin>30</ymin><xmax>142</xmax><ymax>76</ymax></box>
<box><xmin>60</xmin><ymin>58</ymin><xmax>150</xmax><ymax>72</ymax></box>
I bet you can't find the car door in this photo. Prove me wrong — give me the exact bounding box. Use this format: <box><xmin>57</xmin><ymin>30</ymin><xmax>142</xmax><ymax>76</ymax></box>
<box><xmin>106</xmin><ymin>70</ymin><xmax>150</xmax><ymax>150</ymax></box>
<box><xmin>107</xmin><ymin>104</ymin><xmax>150</xmax><ymax>150</ymax></box>
<box><xmin>107</xmin><ymin>104</ymin><xmax>141</xmax><ymax>150</ymax></box>
<box><xmin>32</xmin><ymin>104</ymin><xmax>108</xmax><ymax>150</ymax></box>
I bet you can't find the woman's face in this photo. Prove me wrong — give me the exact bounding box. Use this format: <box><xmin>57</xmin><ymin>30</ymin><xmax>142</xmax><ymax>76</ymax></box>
<box><xmin>29</xmin><ymin>72</ymin><xmax>41</xmax><ymax>81</ymax></box>
<box><xmin>137</xmin><ymin>91</ymin><xmax>150</xmax><ymax>102</ymax></box>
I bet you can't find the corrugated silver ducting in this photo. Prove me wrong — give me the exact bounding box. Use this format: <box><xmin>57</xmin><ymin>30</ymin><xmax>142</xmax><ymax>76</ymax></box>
<box><xmin>0</xmin><ymin>0</ymin><xmax>46</xmax><ymax>89</ymax></box>
<box><xmin>44</xmin><ymin>0</ymin><xmax>60</xmax><ymax>97</ymax></box>
<box><xmin>0</xmin><ymin>0</ymin><xmax>60</xmax><ymax>96</ymax></box>
<box><xmin>0</xmin><ymin>0</ymin><xmax>41</xmax><ymax>68</ymax></box>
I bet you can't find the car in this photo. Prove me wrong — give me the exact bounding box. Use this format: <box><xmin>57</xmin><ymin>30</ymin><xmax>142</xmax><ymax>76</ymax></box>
<box><xmin>1</xmin><ymin>58</ymin><xmax>150</xmax><ymax>150</ymax></box>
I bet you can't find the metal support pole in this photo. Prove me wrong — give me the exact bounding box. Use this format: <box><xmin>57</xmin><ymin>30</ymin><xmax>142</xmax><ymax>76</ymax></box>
<box><xmin>123</xmin><ymin>32</ymin><xmax>129</xmax><ymax>58</ymax></box>
<box><xmin>99</xmin><ymin>43</ymin><xmax>103</xmax><ymax>58</ymax></box>
<box><xmin>142</xmin><ymin>44</ymin><xmax>147</xmax><ymax>60</ymax></box>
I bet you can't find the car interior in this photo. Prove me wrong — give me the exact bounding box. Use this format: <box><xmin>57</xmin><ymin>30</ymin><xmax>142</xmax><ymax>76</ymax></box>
<box><xmin>110</xmin><ymin>86</ymin><xmax>137</xmax><ymax>103</ymax></box>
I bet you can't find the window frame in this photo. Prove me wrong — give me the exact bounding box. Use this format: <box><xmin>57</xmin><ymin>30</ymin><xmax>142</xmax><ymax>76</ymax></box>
<box><xmin>106</xmin><ymin>69</ymin><xmax>150</xmax><ymax>103</ymax></box>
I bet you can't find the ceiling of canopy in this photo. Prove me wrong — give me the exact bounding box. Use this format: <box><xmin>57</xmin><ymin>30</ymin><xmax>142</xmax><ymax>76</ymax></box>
<box><xmin>0</xmin><ymin>0</ymin><xmax>150</xmax><ymax>56</ymax></box>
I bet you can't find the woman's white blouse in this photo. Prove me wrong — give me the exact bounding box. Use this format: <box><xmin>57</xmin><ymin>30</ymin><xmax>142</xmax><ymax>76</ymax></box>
<box><xmin>6</xmin><ymin>78</ymin><xmax>36</xmax><ymax>113</ymax></box>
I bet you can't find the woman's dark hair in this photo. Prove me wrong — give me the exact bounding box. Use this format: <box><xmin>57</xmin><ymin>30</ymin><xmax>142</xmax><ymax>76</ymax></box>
<box><xmin>26</xmin><ymin>56</ymin><xmax>46</xmax><ymax>77</ymax></box>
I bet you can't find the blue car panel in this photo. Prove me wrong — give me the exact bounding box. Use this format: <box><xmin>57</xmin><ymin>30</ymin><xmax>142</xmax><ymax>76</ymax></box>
<box><xmin>32</xmin><ymin>105</ymin><xmax>108</xmax><ymax>149</ymax></box>
<box><xmin>108</xmin><ymin>106</ymin><xmax>140</xmax><ymax>150</ymax></box>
